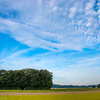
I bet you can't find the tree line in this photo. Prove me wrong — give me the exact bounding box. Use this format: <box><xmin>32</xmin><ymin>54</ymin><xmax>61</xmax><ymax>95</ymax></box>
<box><xmin>0</xmin><ymin>69</ymin><xmax>53</xmax><ymax>90</ymax></box>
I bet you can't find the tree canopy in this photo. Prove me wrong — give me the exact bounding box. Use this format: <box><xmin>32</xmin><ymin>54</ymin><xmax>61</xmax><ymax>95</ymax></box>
<box><xmin>0</xmin><ymin>69</ymin><xmax>53</xmax><ymax>90</ymax></box>
<box><xmin>97</xmin><ymin>84</ymin><xmax>100</xmax><ymax>88</ymax></box>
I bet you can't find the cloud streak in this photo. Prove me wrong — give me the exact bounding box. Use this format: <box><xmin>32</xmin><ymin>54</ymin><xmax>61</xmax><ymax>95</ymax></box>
<box><xmin>0</xmin><ymin>0</ymin><xmax>100</xmax><ymax>85</ymax></box>
<box><xmin>0</xmin><ymin>0</ymin><xmax>100</xmax><ymax>51</ymax></box>
<box><xmin>0</xmin><ymin>48</ymin><xmax>100</xmax><ymax>85</ymax></box>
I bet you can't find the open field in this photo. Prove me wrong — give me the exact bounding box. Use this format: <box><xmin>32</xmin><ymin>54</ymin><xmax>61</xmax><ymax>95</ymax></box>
<box><xmin>0</xmin><ymin>88</ymin><xmax>100</xmax><ymax>93</ymax></box>
<box><xmin>0</xmin><ymin>88</ymin><xmax>100</xmax><ymax>100</ymax></box>
<box><xmin>0</xmin><ymin>92</ymin><xmax>100</xmax><ymax>100</ymax></box>
<box><xmin>0</xmin><ymin>90</ymin><xmax>100</xmax><ymax>95</ymax></box>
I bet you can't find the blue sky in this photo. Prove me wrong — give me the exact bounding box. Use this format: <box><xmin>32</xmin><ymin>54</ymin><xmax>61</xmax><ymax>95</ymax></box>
<box><xmin>0</xmin><ymin>0</ymin><xmax>100</xmax><ymax>85</ymax></box>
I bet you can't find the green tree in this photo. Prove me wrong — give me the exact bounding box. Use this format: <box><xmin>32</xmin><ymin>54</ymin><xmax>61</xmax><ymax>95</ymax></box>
<box><xmin>14</xmin><ymin>70</ymin><xmax>28</xmax><ymax>90</ymax></box>
<box><xmin>0</xmin><ymin>68</ymin><xmax>53</xmax><ymax>90</ymax></box>
<box><xmin>0</xmin><ymin>69</ymin><xmax>6</xmax><ymax>77</ymax></box>
<box><xmin>97</xmin><ymin>84</ymin><xmax>100</xmax><ymax>88</ymax></box>
<box><xmin>38</xmin><ymin>70</ymin><xmax>53</xmax><ymax>89</ymax></box>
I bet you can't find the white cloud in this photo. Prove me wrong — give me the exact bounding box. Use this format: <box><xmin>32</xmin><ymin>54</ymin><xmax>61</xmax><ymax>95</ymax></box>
<box><xmin>52</xmin><ymin>6</ymin><xmax>58</xmax><ymax>12</ymax></box>
<box><xmin>0</xmin><ymin>48</ymin><xmax>100</xmax><ymax>85</ymax></box>
<box><xmin>0</xmin><ymin>0</ymin><xmax>100</xmax><ymax>85</ymax></box>
<box><xmin>52</xmin><ymin>55</ymin><xmax>100</xmax><ymax>85</ymax></box>
<box><xmin>0</xmin><ymin>0</ymin><xmax>100</xmax><ymax>51</ymax></box>
<box><xmin>98</xmin><ymin>9</ymin><xmax>100</xmax><ymax>14</ymax></box>
<box><xmin>68</xmin><ymin>7</ymin><xmax>77</xmax><ymax>18</ymax></box>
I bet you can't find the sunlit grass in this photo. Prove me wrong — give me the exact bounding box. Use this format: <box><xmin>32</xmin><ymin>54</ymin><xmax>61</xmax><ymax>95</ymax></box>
<box><xmin>0</xmin><ymin>93</ymin><xmax>100</xmax><ymax>100</ymax></box>
<box><xmin>0</xmin><ymin>88</ymin><xmax>100</xmax><ymax>92</ymax></box>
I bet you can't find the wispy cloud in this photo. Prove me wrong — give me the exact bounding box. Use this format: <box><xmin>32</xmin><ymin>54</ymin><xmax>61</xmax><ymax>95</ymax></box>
<box><xmin>0</xmin><ymin>0</ymin><xmax>100</xmax><ymax>51</ymax></box>
<box><xmin>0</xmin><ymin>0</ymin><xmax>100</xmax><ymax>85</ymax></box>
<box><xmin>0</xmin><ymin>48</ymin><xmax>100</xmax><ymax>85</ymax></box>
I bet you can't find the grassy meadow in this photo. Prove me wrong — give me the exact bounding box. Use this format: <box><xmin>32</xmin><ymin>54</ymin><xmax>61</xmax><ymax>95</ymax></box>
<box><xmin>0</xmin><ymin>88</ymin><xmax>100</xmax><ymax>100</ymax></box>
<box><xmin>0</xmin><ymin>92</ymin><xmax>100</xmax><ymax>100</ymax></box>
<box><xmin>0</xmin><ymin>88</ymin><xmax>100</xmax><ymax>92</ymax></box>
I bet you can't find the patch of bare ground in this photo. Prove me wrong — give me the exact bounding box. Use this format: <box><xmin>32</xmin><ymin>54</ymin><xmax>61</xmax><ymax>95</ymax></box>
<box><xmin>0</xmin><ymin>90</ymin><xmax>100</xmax><ymax>95</ymax></box>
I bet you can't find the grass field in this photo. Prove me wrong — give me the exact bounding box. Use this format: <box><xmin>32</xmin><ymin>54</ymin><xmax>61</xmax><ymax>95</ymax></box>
<box><xmin>0</xmin><ymin>88</ymin><xmax>100</xmax><ymax>92</ymax></box>
<box><xmin>0</xmin><ymin>92</ymin><xmax>100</xmax><ymax>100</ymax></box>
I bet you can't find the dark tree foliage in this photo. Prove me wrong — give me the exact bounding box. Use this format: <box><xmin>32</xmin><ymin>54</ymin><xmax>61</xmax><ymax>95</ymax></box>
<box><xmin>0</xmin><ymin>69</ymin><xmax>53</xmax><ymax>90</ymax></box>
<box><xmin>97</xmin><ymin>84</ymin><xmax>100</xmax><ymax>88</ymax></box>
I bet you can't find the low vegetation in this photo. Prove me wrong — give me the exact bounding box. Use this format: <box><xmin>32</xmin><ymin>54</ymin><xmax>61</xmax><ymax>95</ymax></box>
<box><xmin>0</xmin><ymin>93</ymin><xmax>100</xmax><ymax>100</ymax></box>
<box><xmin>0</xmin><ymin>88</ymin><xmax>100</xmax><ymax>92</ymax></box>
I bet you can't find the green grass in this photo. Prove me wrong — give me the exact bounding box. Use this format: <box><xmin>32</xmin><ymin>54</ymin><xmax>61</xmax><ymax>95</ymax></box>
<box><xmin>0</xmin><ymin>93</ymin><xmax>100</xmax><ymax>100</ymax></box>
<box><xmin>0</xmin><ymin>88</ymin><xmax>100</xmax><ymax>93</ymax></box>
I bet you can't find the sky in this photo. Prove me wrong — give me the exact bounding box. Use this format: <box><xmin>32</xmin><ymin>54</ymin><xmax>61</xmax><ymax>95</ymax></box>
<box><xmin>0</xmin><ymin>0</ymin><xmax>100</xmax><ymax>85</ymax></box>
